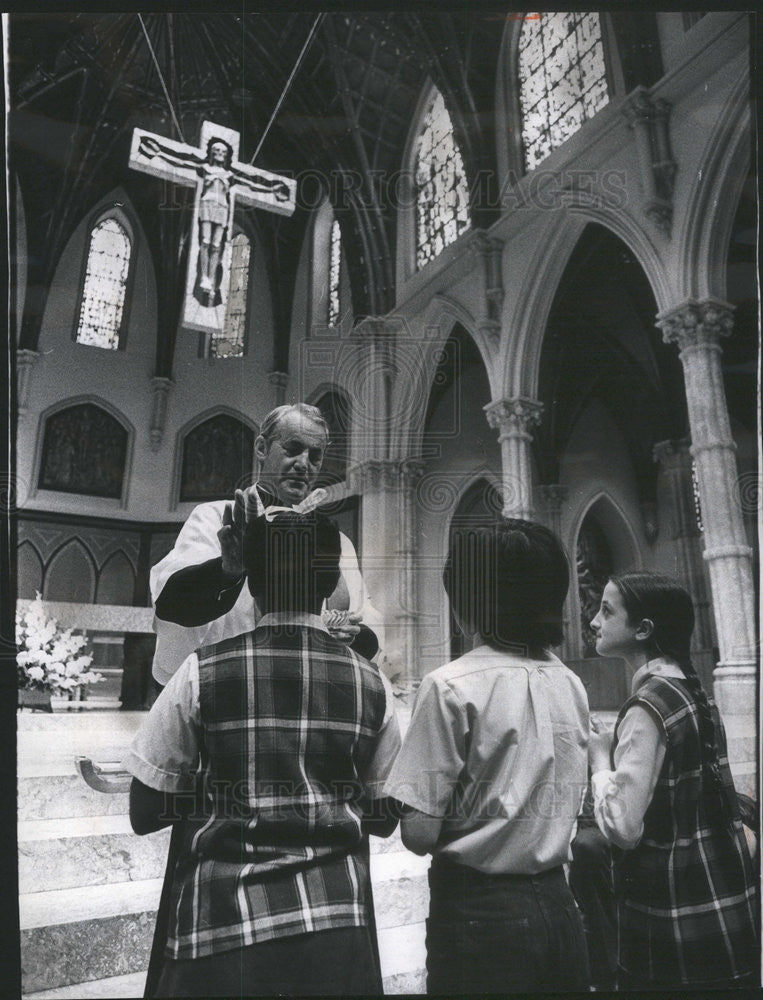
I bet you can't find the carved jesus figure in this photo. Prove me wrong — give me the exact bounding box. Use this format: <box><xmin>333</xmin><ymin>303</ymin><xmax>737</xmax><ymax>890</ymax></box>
<box><xmin>138</xmin><ymin>134</ymin><xmax>290</xmax><ymax>300</ymax></box>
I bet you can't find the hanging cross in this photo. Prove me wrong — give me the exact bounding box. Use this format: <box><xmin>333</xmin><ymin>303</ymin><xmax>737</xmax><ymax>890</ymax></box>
<box><xmin>129</xmin><ymin>120</ymin><xmax>296</xmax><ymax>334</ymax></box>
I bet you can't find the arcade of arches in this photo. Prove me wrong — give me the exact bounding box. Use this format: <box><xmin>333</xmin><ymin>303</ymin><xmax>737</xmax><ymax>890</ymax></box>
<box><xmin>10</xmin><ymin>12</ymin><xmax>758</xmax><ymax>796</ymax></box>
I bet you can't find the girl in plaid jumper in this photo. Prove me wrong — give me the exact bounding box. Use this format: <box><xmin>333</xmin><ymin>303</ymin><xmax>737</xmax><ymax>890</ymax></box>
<box><xmin>589</xmin><ymin>572</ymin><xmax>758</xmax><ymax>989</ymax></box>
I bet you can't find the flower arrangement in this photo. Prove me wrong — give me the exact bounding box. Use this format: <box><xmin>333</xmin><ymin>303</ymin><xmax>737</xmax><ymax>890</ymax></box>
<box><xmin>16</xmin><ymin>593</ymin><xmax>102</xmax><ymax>695</ymax></box>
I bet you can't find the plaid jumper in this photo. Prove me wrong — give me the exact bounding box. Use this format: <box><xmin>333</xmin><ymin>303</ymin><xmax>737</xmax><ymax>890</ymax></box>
<box><xmin>165</xmin><ymin>623</ymin><xmax>387</xmax><ymax>960</ymax></box>
<box><xmin>613</xmin><ymin>675</ymin><xmax>758</xmax><ymax>985</ymax></box>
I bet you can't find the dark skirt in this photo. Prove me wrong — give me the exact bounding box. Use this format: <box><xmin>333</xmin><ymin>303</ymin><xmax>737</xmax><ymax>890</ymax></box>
<box><xmin>425</xmin><ymin>854</ymin><xmax>590</xmax><ymax>994</ymax></box>
<box><xmin>154</xmin><ymin>924</ymin><xmax>382</xmax><ymax>997</ymax></box>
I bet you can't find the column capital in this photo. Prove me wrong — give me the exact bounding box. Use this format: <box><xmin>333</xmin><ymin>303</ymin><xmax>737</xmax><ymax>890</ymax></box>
<box><xmin>538</xmin><ymin>484</ymin><xmax>568</xmax><ymax>514</ymax></box>
<box><xmin>399</xmin><ymin>458</ymin><xmax>427</xmax><ymax>486</ymax></box>
<box><xmin>652</xmin><ymin>437</ymin><xmax>692</xmax><ymax>468</ymax></box>
<box><xmin>656</xmin><ymin>299</ymin><xmax>735</xmax><ymax>352</ymax></box>
<box><xmin>348</xmin><ymin>458</ymin><xmax>400</xmax><ymax>493</ymax></box>
<box><xmin>484</xmin><ymin>397</ymin><xmax>544</xmax><ymax>438</ymax></box>
<box><xmin>621</xmin><ymin>85</ymin><xmax>654</xmax><ymax>126</ymax></box>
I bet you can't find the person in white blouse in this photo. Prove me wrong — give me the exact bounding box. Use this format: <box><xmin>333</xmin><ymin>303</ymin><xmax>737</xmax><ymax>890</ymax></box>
<box><xmin>587</xmin><ymin>572</ymin><xmax>757</xmax><ymax>990</ymax></box>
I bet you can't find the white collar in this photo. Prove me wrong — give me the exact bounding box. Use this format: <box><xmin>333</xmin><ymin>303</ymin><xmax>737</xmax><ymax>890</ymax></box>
<box><xmin>631</xmin><ymin>656</ymin><xmax>685</xmax><ymax>695</ymax></box>
<box><xmin>256</xmin><ymin>611</ymin><xmax>328</xmax><ymax>633</ymax></box>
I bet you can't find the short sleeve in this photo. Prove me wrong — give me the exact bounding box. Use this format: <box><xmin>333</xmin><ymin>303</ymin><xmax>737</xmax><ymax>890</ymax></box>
<box><xmin>122</xmin><ymin>654</ymin><xmax>201</xmax><ymax>792</ymax></box>
<box><xmin>360</xmin><ymin>673</ymin><xmax>402</xmax><ymax>797</ymax></box>
<box><xmin>383</xmin><ymin>673</ymin><xmax>466</xmax><ymax>817</ymax></box>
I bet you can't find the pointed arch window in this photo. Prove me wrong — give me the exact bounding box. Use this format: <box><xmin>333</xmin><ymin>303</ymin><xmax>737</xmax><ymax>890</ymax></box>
<box><xmin>518</xmin><ymin>13</ymin><xmax>609</xmax><ymax>172</ymax></box>
<box><xmin>210</xmin><ymin>231</ymin><xmax>250</xmax><ymax>358</ymax></box>
<box><xmin>328</xmin><ymin>219</ymin><xmax>342</xmax><ymax>327</ymax></box>
<box><xmin>76</xmin><ymin>217</ymin><xmax>131</xmax><ymax>349</ymax></box>
<box><xmin>414</xmin><ymin>89</ymin><xmax>470</xmax><ymax>269</ymax></box>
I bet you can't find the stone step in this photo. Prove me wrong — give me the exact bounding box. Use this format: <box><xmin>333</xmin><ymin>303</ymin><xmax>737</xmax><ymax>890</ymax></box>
<box><xmin>23</xmin><ymin>970</ymin><xmax>147</xmax><ymax>1000</ymax></box>
<box><xmin>19</xmin><ymin>775</ymin><xmax>129</xmax><ymax>821</ymax></box>
<box><xmin>18</xmin><ymin>818</ymin><xmax>171</xmax><ymax>895</ymax></box>
<box><xmin>17</xmin><ymin>817</ymin><xmax>416</xmax><ymax>895</ymax></box>
<box><xmin>20</xmin><ymin>848</ymin><xmax>428</xmax><ymax>992</ymax></box>
<box><xmin>23</xmin><ymin>964</ymin><xmax>426</xmax><ymax>1000</ymax></box>
<box><xmin>17</xmin><ymin>711</ymin><xmax>146</xmax><ymax>733</ymax></box>
<box><xmin>20</xmin><ymin>880</ymin><xmax>162</xmax><ymax>994</ymax></box>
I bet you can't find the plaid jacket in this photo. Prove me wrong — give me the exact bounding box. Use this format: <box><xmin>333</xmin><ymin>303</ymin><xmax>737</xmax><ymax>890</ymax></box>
<box><xmin>165</xmin><ymin>621</ymin><xmax>387</xmax><ymax>960</ymax></box>
<box><xmin>613</xmin><ymin>676</ymin><xmax>758</xmax><ymax>984</ymax></box>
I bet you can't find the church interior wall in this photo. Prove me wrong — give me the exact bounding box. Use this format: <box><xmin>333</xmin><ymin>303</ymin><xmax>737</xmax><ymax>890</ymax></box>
<box><xmin>558</xmin><ymin>399</ymin><xmax>649</xmax><ymax>650</ymax></box>
<box><xmin>412</xmin><ymin>340</ymin><xmax>501</xmax><ymax>676</ymax></box>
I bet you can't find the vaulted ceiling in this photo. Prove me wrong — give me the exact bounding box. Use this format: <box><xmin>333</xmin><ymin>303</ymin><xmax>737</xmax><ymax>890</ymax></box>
<box><xmin>9</xmin><ymin>11</ymin><xmax>505</xmax><ymax>375</ymax></box>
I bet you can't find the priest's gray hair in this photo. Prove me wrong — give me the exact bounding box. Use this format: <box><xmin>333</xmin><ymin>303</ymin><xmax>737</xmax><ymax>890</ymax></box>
<box><xmin>258</xmin><ymin>403</ymin><xmax>330</xmax><ymax>447</ymax></box>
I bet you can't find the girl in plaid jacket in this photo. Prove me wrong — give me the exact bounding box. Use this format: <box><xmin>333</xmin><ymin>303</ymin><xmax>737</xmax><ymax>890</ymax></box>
<box><xmin>588</xmin><ymin>572</ymin><xmax>758</xmax><ymax>989</ymax></box>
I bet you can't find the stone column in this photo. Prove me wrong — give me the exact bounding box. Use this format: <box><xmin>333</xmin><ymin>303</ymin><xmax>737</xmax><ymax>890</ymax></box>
<box><xmin>652</xmin><ymin>438</ymin><xmax>715</xmax><ymax>658</ymax></box>
<box><xmin>484</xmin><ymin>397</ymin><xmax>543</xmax><ymax>520</ymax></box>
<box><xmin>268</xmin><ymin>370</ymin><xmax>288</xmax><ymax>406</ymax></box>
<box><xmin>149</xmin><ymin>377</ymin><xmax>173</xmax><ymax>452</ymax></box>
<box><xmin>393</xmin><ymin>459</ymin><xmax>427</xmax><ymax>680</ymax></box>
<box><xmin>657</xmin><ymin>299</ymin><xmax>757</xmax><ymax>790</ymax></box>
<box><xmin>538</xmin><ymin>484</ymin><xmax>573</xmax><ymax>660</ymax></box>
<box><xmin>621</xmin><ymin>87</ymin><xmax>674</xmax><ymax>235</ymax></box>
<box><xmin>468</xmin><ymin>230</ymin><xmax>503</xmax><ymax>349</ymax></box>
<box><xmin>16</xmin><ymin>349</ymin><xmax>40</xmax><ymax>417</ymax></box>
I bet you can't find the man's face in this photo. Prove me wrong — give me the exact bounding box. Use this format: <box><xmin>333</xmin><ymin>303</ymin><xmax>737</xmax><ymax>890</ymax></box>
<box><xmin>255</xmin><ymin>411</ymin><xmax>327</xmax><ymax>505</ymax></box>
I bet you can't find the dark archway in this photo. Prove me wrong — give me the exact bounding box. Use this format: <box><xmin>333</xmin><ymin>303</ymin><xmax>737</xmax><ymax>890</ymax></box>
<box><xmin>447</xmin><ymin>477</ymin><xmax>503</xmax><ymax>660</ymax></box>
<box><xmin>537</xmin><ymin>223</ymin><xmax>686</xmax><ymax>509</ymax></box>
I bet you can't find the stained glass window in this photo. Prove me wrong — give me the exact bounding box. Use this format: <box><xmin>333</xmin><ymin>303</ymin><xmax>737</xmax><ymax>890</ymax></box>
<box><xmin>76</xmin><ymin>218</ymin><xmax>131</xmax><ymax>349</ymax></box>
<box><xmin>39</xmin><ymin>403</ymin><xmax>128</xmax><ymax>497</ymax></box>
<box><xmin>211</xmin><ymin>232</ymin><xmax>250</xmax><ymax>358</ymax></box>
<box><xmin>415</xmin><ymin>89</ymin><xmax>470</xmax><ymax>269</ymax></box>
<box><xmin>180</xmin><ymin>414</ymin><xmax>255</xmax><ymax>501</ymax></box>
<box><xmin>518</xmin><ymin>13</ymin><xmax>609</xmax><ymax>173</ymax></box>
<box><xmin>328</xmin><ymin>218</ymin><xmax>341</xmax><ymax>327</ymax></box>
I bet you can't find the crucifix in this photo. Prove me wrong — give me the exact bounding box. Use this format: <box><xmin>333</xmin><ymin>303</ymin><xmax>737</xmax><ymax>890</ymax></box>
<box><xmin>129</xmin><ymin>120</ymin><xmax>296</xmax><ymax>334</ymax></box>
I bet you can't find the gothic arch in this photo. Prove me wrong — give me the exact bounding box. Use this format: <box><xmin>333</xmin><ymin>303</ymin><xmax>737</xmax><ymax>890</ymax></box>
<box><xmin>395</xmin><ymin>296</ymin><xmax>496</xmax><ymax>459</ymax></box>
<box><xmin>32</xmin><ymin>396</ymin><xmax>134</xmax><ymax>505</ymax></box>
<box><xmin>676</xmin><ymin>70</ymin><xmax>751</xmax><ymax>301</ymax></box>
<box><xmin>307</xmin><ymin>384</ymin><xmax>351</xmax><ymax>487</ymax></box>
<box><xmin>503</xmin><ymin>209</ymin><xmax>670</xmax><ymax>401</ymax></box>
<box><xmin>444</xmin><ymin>473</ymin><xmax>504</xmax><ymax>658</ymax></box>
<box><xmin>44</xmin><ymin>538</ymin><xmax>97</xmax><ymax>603</ymax></box>
<box><xmin>496</xmin><ymin>13</ymin><xmax>625</xmax><ymax>187</ymax></box>
<box><xmin>17</xmin><ymin>540</ymin><xmax>43</xmax><ymax>599</ymax></box>
<box><xmin>395</xmin><ymin>79</ymin><xmax>471</xmax><ymax>291</ymax></box>
<box><xmin>569</xmin><ymin>490</ymin><xmax>641</xmax><ymax>658</ymax></box>
<box><xmin>71</xmin><ymin>190</ymin><xmax>142</xmax><ymax>351</ymax></box>
<box><xmin>96</xmin><ymin>549</ymin><xmax>137</xmax><ymax>605</ymax></box>
<box><xmin>172</xmin><ymin>405</ymin><xmax>258</xmax><ymax>508</ymax></box>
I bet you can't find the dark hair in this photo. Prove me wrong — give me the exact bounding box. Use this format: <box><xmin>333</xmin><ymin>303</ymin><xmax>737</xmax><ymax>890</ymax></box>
<box><xmin>443</xmin><ymin>519</ymin><xmax>570</xmax><ymax>655</ymax></box>
<box><xmin>610</xmin><ymin>572</ymin><xmax>733</xmax><ymax>816</ymax></box>
<box><xmin>244</xmin><ymin>511</ymin><xmax>340</xmax><ymax>611</ymax></box>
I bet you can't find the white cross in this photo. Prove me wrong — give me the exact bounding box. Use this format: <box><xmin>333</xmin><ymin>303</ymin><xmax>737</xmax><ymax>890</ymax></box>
<box><xmin>129</xmin><ymin>120</ymin><xmax>296</xmax><ymax>335</ymax></box>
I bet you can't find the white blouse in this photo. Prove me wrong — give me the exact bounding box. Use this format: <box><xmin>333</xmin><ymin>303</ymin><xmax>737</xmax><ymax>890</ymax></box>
<box><xmin>591</xmin><ymin>658</ymin><xmax>685</xmax><ymax>850</ymax></box>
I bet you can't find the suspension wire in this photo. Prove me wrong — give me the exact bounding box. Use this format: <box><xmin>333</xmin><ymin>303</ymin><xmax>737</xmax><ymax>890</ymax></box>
<box><xmin>137</xmin><ymin>13</ymin><xmax>186</xmax><ymax>143</ymax></box>
<box><xmin>248</xmin><ymin>12</ymin><xmax>325</xmax><ymax>165</ymax></box>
